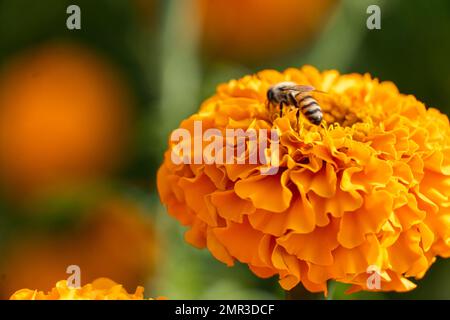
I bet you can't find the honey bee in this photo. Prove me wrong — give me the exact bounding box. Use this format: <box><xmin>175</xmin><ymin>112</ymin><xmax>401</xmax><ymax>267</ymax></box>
<box><xmin>266</xmin><ymin>81</ymin><xmax>324</xmax><ymax>126</ymax></box>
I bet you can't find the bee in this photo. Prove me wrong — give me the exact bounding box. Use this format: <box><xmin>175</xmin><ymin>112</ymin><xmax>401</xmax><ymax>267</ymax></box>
<box><xmin>266</xmin><ymin>81</ymin><xmax>324</xmax><ymax>126</ymax></box>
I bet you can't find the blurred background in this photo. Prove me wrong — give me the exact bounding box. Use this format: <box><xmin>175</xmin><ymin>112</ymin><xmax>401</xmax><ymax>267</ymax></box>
<box><xmin>0</xmin><ymin>0</ymin><xmax>448</xmax><ymax>299</ymax></box>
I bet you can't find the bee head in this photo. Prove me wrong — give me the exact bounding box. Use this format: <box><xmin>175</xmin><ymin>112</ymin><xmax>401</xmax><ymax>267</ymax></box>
<box><xmin>267</xmin><ymin>88</ymin><xmax>274</xmax><ymax>101</ymax></box>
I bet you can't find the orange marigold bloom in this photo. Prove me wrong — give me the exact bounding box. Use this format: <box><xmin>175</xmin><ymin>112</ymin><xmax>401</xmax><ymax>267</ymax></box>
<box><xmin>198</xmin><ymin>0</ymin><xmax>338</xmax><ymax>64</ymax></box>
<box><xmin>157</xmin><ymin>66</ymin><xmax>450</xmax><ymax>294</ymax></box>
<box><xmin>9</xmin><ymin>278</ymin><xmax>162</xmax><ymax>300</ymax></box>
<box><xmin>0</xmin><ymin>42</ymin><xmax>133</xmax><ymax>200</ymax></box>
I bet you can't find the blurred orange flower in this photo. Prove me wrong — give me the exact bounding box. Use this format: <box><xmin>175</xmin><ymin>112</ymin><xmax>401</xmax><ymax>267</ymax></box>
<box><xmin>10</xmin><ymin>278</ymin><xmax>163</xmax><ymax>300</ymax></box>
<box><xmin>157</xmin><ymin>66</ymin><xmax>450</xmax><ymax>294</ymax></box>
<box><xmin>0</xmin><ymin>42</ymin><xmax>133</xmax><ymax>199</ymax></box>
<box><xmin>0</xmin><ymin>197</ymin><xmax>157</xmax><ymax>299</ymax></box>
<box><xmin>198</xmin><ymin>0</ymin><xmax>338</xmax><ymax>63</ymax></box>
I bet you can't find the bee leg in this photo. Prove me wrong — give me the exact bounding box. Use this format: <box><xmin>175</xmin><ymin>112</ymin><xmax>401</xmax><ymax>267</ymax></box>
<box><xmin>279</xmin><ymin>102</ymin><xmax>284</xmax><ymax>118</ymax></box>
<box><xmin>266</xmin><ymin>101</ymin><xmax>272</xmax><ymax>119</ymax></box>
<box><xmin>296</xmin><ymin>108</ymin><xmax>300</xmax><ymax>132</ymax></box>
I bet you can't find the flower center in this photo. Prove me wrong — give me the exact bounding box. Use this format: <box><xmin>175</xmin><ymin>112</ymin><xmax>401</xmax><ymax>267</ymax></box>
<box><xmin>319</xmin><ymin>95</ymin><xmax>364</xmax><ymax>127</ymax></box>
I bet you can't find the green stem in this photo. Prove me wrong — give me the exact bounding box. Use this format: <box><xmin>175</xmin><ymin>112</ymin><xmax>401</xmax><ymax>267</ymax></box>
<box><xmin>285</xmin><ymin>284</ymin><xmax>324</xmax><ymax>300</ymax></box>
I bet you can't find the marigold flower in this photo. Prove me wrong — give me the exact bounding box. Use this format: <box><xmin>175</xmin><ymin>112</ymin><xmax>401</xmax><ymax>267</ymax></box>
<box><xmin>0</xmin><ymin>42</ymin><xmax>133</xmax><ymax>200</ymax></box>
<box><xmin>157</xmin><ymin>65</ymin><xmax>450</xmax><ymax>294</ymax></box>
<box><xmin>9</xmin><ymin>278</ymin><xmax>162</xmax><ymax>300</ymax></box>
<box><xmin>198</xmin><ymin>0</ymin><xmax>338</xmax><ymax>64</ymax></box>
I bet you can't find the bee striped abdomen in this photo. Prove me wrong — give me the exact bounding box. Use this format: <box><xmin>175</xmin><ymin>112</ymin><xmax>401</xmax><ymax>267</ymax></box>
<box><xmin>299</xmin><ymin>95</ymin><xmax>323</xmax><ymax>125</ymax></box>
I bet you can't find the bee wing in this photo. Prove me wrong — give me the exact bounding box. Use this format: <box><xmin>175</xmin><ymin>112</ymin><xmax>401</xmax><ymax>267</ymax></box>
<box><xmin>311</xmin><ymin>89</ymin><xmax>329</xmax><ymax>95</ymax></box>
<box><xmin>282</xmin><ymin>84</ymin><xmax>331</xmax><ymax>97</ymax></box>
<box><xmin>286</xmin><ymin>84</ymin><xmax>316</xmax><ymax>93</ymax></box>
<box><xmin>292</xmin><ymin>85</ymin><xmax>330</xmax><ymax>96</ymax></box>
